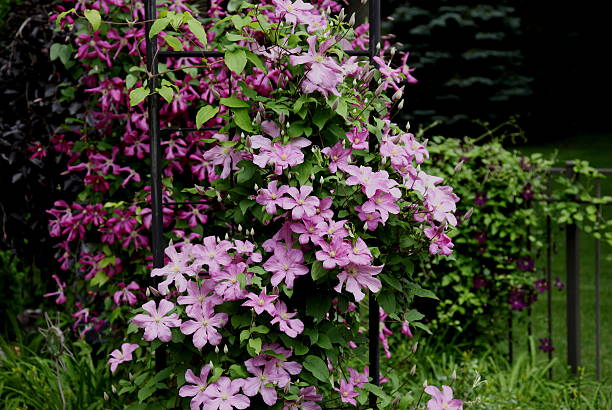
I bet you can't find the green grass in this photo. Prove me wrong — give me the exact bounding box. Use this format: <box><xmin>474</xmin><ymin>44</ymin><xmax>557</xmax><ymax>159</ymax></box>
<box><xmin>513</xmin><ymin>133</ymin><xmax>612</xmax><ymax>380</ymax></box>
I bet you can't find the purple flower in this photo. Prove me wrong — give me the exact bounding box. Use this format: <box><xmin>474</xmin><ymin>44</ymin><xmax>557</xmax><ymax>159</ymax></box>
<box><xmin>132</xmin><ymin>300</ymin><xmax>181</xmax><ymax>342</ymax></box>
<box><xmin>180</xmin><ymin>303</ymin><xmax>228</xmax><ymax>348</ymax></box>
<box><xmin>151</xmin><ymin>245</ymin><xmax>193</xmax><ymax>295</ymax></box>
<box><xmin>424</xmin><ymin>385</ymin><xmax>463</xmax><ymax>410</ymax></box>
<box><xmin>243</xmin><ymin>363</ymin><xmax>282</xmax><ymax>406</ymax></box>
<box><xmin>177</xmin><ymin>280</ymin><xmax>222</xmax><ymax>313</ymax></box>
<box><xmin>202</xmin><ymin>377</ymin><xmax>250</xmax><ymax>410</ymax></box>
<box><xmin>179</xmin><ymin>365</ymin><xmax>212</xmax><ymax>410</ymax></box>
<box><xmin>264</xmin><ymin>246</ymin><xmax>309</xmax><ymax>289</ymax></box>
<box><xmin>538</xmin><ymin>338</ymin><xmax>554</xmax><ymax>353</ymax></box>
<box><xmin>334</xmin><ymin>264</ymin><xmax>383</xmax><ymax>302</ymax></box>
<box><xmin>108</xmin><ymin>343</ymin><xmax>138</xmax><ymax>373</ymax></box>
<box><xmin>241</xmin><ymin>289</ymin><xmax>278</xmax><ymax>315</ymax></box>
<box><xmin>113</xmin><ymin>281</ymin><xmax>139</xmax><ymax>306</ymax></box>
<box><xmin>270</xmin><ymin>301</ymin><xmax>304</xmax><ymax>338</ymax></box>
<box><xmin>256</xmin><ymin>181</ymin><xmax>289</xmax><ymax>215</ymax></box>
<box><xmin>321</xmin><ymin>142</ymin><xmax>351</xmax><ymax>173</ymax></box>
<box><xmin>281</xmin><ymin>185</ymin><xmax>320</xmax><ymax>219</ymax></box>
<box><xmin>334</xmin><ymin>379</ymin><xmax>358</xmax><ymax>406</ymax></box>
<box><xmin>474</xmin><ymin>192</ymin><xmax>487</xmax><ymax>206</ymax></box>
<box><xmin>315</xmin><ymin>238</ymin><xmax>351</xmax><ymax>269</ymax></box>
<box><xmin>534</xmin><ymin>278</ymin><xmax>550</xmax><ymax>293</ymax></box>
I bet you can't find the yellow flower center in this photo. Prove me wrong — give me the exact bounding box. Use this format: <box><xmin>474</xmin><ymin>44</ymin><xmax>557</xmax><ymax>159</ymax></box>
<box><xmin>330</xmin><ymin>251</ymin><xmax>336</xmax><ymax>258</ymax></box>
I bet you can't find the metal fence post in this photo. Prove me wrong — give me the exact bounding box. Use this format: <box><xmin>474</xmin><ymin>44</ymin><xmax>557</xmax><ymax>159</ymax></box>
<box><xmin>368</xmin><ymin>1</ymin><xmax>381</xmax><ymax>407</ymax></box>
<box><xmin>565</xmin><ymin>161</ymin><xmax>580</xmax><ymax>374</ymax></box>
<box><xmin>594</xmin><ymin>179</ymin><xmax>601</xmax><ymax>380</ymax></box>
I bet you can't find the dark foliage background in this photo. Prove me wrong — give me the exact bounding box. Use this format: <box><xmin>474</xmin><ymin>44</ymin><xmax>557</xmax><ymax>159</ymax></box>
<box><xmin>0</xmin><ymin>0</ymin><xmax>79</xmax><ymax>297</ymax></box>
<box><xmin>381</xmin><ymin>0</ymin><xmax>612</xmax><ymax>139</ymax></box>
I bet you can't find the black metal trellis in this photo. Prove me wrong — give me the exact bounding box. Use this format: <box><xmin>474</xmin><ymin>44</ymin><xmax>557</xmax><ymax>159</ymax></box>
<box><xmin>144</xmin><ymin>0</ymin><xmax>383</xmax><ymax>402</ymax></box>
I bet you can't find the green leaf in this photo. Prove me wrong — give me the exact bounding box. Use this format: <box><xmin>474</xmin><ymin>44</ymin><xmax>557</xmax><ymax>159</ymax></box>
<box><xmin>220</xmin><ymin>96</ymin><xmax>249</xmax><ymax>108</ymax></box>
<box><xmin>126</xmin><ymin>74</ymin><xmax>137</xmax><ymax>89</ymax></box>
<box><xmin>251</xmin><ymin>325</ymin><xmax>269</xmax><ymax>334</ymax></box>
<box><xmin>313</xmin><ymin>109</ymin><xmax>331</xmax><ymax>130</ymax></box>
<box><xmin>187</xmin><ymin>17</ymin><xmax>207</xmax><ymax>47</ymax></box>
<box><xmin>158</xmin><ymin>86</ymin><xmax>174</xmax><ymax>103</ymax></box>
<box><xmin>226</xmin><ymin>33</ymin><xmax>247</xmax><ymax>41</ymax></box>
<box><xmin>90</xmin><ymin>272</ymin><xmax>109</xmax><ymax>287</ymax></box>
<box><xmin>245</xmin><ymin>50</ymin><xmax>267</xmax><ymax>72</ymax></box>
<box><xmin>163</xmin><ymin>35</ymin><xmax>183</xmax><ymax>51</ymax></box>
<box><xmin>232</xmin><ymin>108</ymin><xmax>254</xmax><ymax>132</ymax></box>
<box><xmin>377</xmin><ymin>291</ymin><xmax>396</xmax><ymax>315</ymax></box>
<box><xmin>229</xmin><ymin>364</ymin><xmax>248</xmax><ymax>378</ymax></box>
<box><xmin>84</xmin><ymin>9</ymin><xmax>101</xmax><ymax>31</ymax></box>
<box><xmin>236</xmin><ymin>161</ymin><xmax>257</xmax><ymax>184</ymax></box>
<box><xmin>306</xmin><ymin>294</ymin><xmax>331</xmax><ymax>321</ymax></box>
<box><xmin>129</xmin><ymin>87</ymin><xmax>149</xmax><ymax>106</ymax></box>
<box><xmin>316</xmin><ymin>334</ymin><xmax>332</xmax><ymax>349</ymax></box>
<box><xmin>239</xmin><ymin>199</ymin><xmax>254</xmax><ymax>215</ymax></box>
<box><xmin>248</xmin><ymin>338</ymin><xmax>262</xmax><ymax>355</ymax></box>
<box><xmin>225</xmin><ymin>48</ymin><xmax>247</xmax><ymax>74</ymax></box>
<box><xmin>310</xmin><ymin>261</ymin><xmax>326</xmax><ymax>281</ymax></box>
<box><xmin>303</xmin><ymin>355</ymin><xmax>330</xmax><ymax>382</ymax></box>
<box><xmin>239</xmin><ymin>329</ymin><xmax>250</xmax><ymax>343</ymax></box>
<box><xmin>138</xmin><ymin>384</ymin><xmax>156</xmax><ymax>402</ymax></box>
<box><xmin>149</xmin><ymin>17</ymin><xmax>170</xmax><ymax>38</ymax></box>
<box><xmin>50</xmin><ymin>44</ymin><xmax>72</xmax><ymax>66</ymax></box>
<box><xmin>407</xmin><ymin>283</ymin><xmax>438</xmax><ymax>300</ymax></box>
<box><xmin>196</xmin><ymin>105</ymin><xmax>219</xmax><ymax>128</ymax></box>
<box><xmin>99</xmin><ymin>255</ymin><xmax>115</xmax><ymax>268</ymax></box>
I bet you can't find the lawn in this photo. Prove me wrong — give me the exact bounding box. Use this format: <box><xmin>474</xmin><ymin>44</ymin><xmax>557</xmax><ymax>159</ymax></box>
<box><xmin>514</xmin><ymin>133</ymin><xmax>612</xmax><ymax>381</ymax></box>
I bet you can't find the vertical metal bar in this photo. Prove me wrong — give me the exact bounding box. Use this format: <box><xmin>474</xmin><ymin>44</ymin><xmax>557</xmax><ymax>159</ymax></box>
<box><xmin>368</xmin><ymin>1</ymin><xmax>381</xmax><ymax>407</ymax></box>
<box><xmin>526</xmin><ymin>225</ymin><xmax>532</xmax><ymax>353</ymax></box>
<box><xmin>595</xmin><ymin>179</ymin><xmax>601</xmax><ymax>380</ymax></box>
<box><xmin>145</xmin><ymin>0</ymin><xmax>166</xmax><ymax>371</ymax></box>
<box><xmin>508</xmin><ymin>314</ymin><xmax>513</xmax><ymax>364</ymax></box>
<box><xmin>565</xmin><ymin>161</ymin><xmax>580</xmax><ymax>374</ymax></box>
<box><xmin>546</xmin><ymin>176</ymin><xmax>553</xmax><ymax>378</ymax></box>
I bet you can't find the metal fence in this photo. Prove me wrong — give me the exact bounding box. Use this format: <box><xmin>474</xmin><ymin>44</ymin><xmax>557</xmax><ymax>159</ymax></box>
<box><xmin>510</xmin><ymin>161</ymin><xmax>612</xmax><ymax>379</ymax></box>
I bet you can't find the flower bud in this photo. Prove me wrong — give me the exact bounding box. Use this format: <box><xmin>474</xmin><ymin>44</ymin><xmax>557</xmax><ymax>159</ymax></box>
<box><xmin>104</xmin><ymin>392</ymin><xmax>109</xmax><ymax>401</ymax></box>
<box><xmin>309</xmin><ymin>173</ymin><xmax>315</xmax><ymax>181</ymax></box>
<box><xmin>148</xmin><ymin>286</ymin><xmax>161</xmax><ymax>297</ymax></box>
<box><xmin>390</xmin><ymin>47</ymin><xmax>397</xmax><ymax>57</ymax></box>
<box><xmin>145</xmin><ymin>287</ymin><xmax>150</xmax><ymax>297</ymax></box>
<box><xmin>319</xmin><ymin>176</ymin><xmax>325</xmax><ymax>185</ymax></box>
<box><xmin>374</xmin><ymin>83</ymin><xmax>385</xmax><ymax>96</ymax></box>
<box><xmin>380</xmin><ymin>156</ymin><xmax>387</xmax><ymax>164</ymax></box>
<box><xmin>238</xmin><ymin>224</ymin><xmax>243</xmax><ymax>232</ymax></box>
<box><xmin>224</xmin><ymin>233</ymin><xmax>229</xmax><ymax>241</ymax></box>
<box><xmin>111</xmin><ymin>384</ymin><xmax>117</xmax><ymax>394</ymax></box>
<box><xmin>361</xmin><ymin>0</ymin><xmax>367</xmax><ymax>5</ymax></box>
<box><xmin>216</xmin><ymin>192</ymin><xmax>222</xmax><ymax>202</ymax></box>
<box><xmin>331</xmin><ymin>98</ymin><xmax>339</xmax><ymax>111</ymax></box>
<box><xmin>406</xmin><ymin>121</ymin><xmax>411</xmax><ymax>131</ymax></box>
<box><xmin>129</xmin><ymin>372</ymin><xmax>134</xmax><ymax>381</ymax></box>
<box><xmin>363</xmin><ymin>69</ymin><xmax>376</xmax><ymax>84</ymax></box>
<box><xmin>211</xmin><ymin>88</ymin><xmax>221</xmax><ymax>100</ymax></box>
<box><xmin>412</xmin><ymin>341</ymin><xmax>418</xmax><ymax>353</ymax></box>
<box><xmin>451</xmin><ymin>369</ymin><xmax>457</xmax><ymax>381</ymax></box>
<box><xmin>410</xmin><ymin>364</ymin><xmax>417</xmax><ymax>375</ymax></box>
<box><xmin>338</xmin><ymin>8</ymin><xmax>345</xmax><ymax>21</ymax></box>
<box><xmin>392</xmin><ymin>86</ymin><xmax>404</xmax><ymax>102</ymax></box>
<box><xmin>464</xmin><ymin>207</ymin><xmax>474</xmax><ymax>221</ymax></box>
<box><xmin>348</xmin><ymin>13</ymin><xmax>356</xmax><ymax>26</ymax></box>
<box><xmin>215</xmin><ymin>346</ymin><xmax>219</xmax><ymax>354</ymax></box>
<box><xmin>223</xmin><ymin>345</ymin><xmax>229</xmax><ymax>354</ymax></box>
<box><xmin>254</xmin><ymin>112</ymin><xmax>262</xmax><ymax>125</ymax></box>
<box><xmin>453</xmin><ymin>160</ymin><xmax>464</xmax><ymax>173</ymax></box>
<box><xmin>397</xmin><ymin>99</ymin><xmax>404</xmax><ymax>110</ymax></box>
<box><xmin>423</xmin><ymin>379</ymin><xmax>428</xmax><ymax>388</ymax></box>
<box><xmin>250</xmin><ymin>228</ymin><xmax>255</xmax><ymax>236</ymax></box>
<box><xmin>279</xmin><ymin>112</ymin><xmax>286</xmax><ymax>124</ymax></box>
<box><xmin>254</xmin><ymin>183</ymin><xmax>259</xmax><ymax>191</ymax></box>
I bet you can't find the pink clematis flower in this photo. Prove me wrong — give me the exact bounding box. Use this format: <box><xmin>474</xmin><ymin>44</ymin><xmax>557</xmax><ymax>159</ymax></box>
<box><xmin>270</xmin><ymin>301</ymin><xmax>304</xmax><ymax>338</ymax></box>
<box><xmin>424</xmin><ymin>226</ymin><xmax>454</xmax><ymax>256</ymax></box>
<box><xmin>315</xmin><ymin>219</ymin><xmax>348</xmax><ymax>241</ymax></box>
<box><xmin>264</xmin><ymin>247</ymin><xmax>309</xmax><ymax>289</ymax></box>
<box><xmin>315</xmin><ymin>238</ymin><xmax>351</xmax><ymax>269</ymax></box>
<box><xmin>177</xmin><ymin>280</ymin><xmax>223</xmax><ymax>313</ymax></box>
<box><xmin>346</xmin><ymin>127</ymin><xmax>369</xmax><ymax>150</ymax></box>
<box><xmin>289</xmin><ymin>36</ymin><xmax>344</xmax><ymax>97</ymax></box>
<box><xmin>132</xmin><ymin>300</ymin><xmax>181</xmax><ymax>342</ymax></box>
<box><xmin>344</xmin><ymin>165</ymin><xmax>399</xmax><ymax>198</ymax></box>
<box><xmin>424</xmin><ymin>385</ymin><xmax>463</xmax><ymax>410</ymax></box>
<box><xmin>321</xmin><ymin>142</ymin><xmax>352</xmax><ymax>173</ymax></box>
<box><xmin>180</xmin><ymin>303</ymin><xmax>228</xmax><ymax>348</ymax></box>
<box><xmin>113</xmin><ymin>281</ymin><xmax>140</xmax><ymax>306</ymax></box>
<box><xmin>360</xmin><ymin>190</ymin><xmax>401</xmax><ymax>223</ymax></box>
<box><xmin>335</xmin><ymin>380</ymin><xmax>359</xmax><ymax>406</ymax></box>
<box><xmin>256</xmin><ymin>181</ymin><xmax>289</xmax><ymax>215</ymax></box>
<box><xmin>192</xmin><ymin>236</ymin><xmax>233</xmax><ymax>274</ymax></box>
<box><xmin>241</xmin><ymin>289</ymin><xmax>278</xmax><ymax>315</ymax></box>
<box><xmin>212</xmin><ymin>262</ymin><xmax>249</xmax><ymax>301</ymax></box>
<box><xmin>348</xmin><ymin>367</ymin><xmax>369</xmax><ymax>388</ymax></box>
<box><xmin>108</xmin><ymin>343</ymin><xmax>139</xmax><ymax>373</ymax></box>
<box><xmin>243</xmin><ymin>363</ymin><xmax>283</xmax><ymax>406</ymax></box>
<box><xmin>273</xmin><ymin>0</ymin><xmax>314</xmax><ymax>25</ymax></box>
<box><xmin>355</xmin><ymin>205</ymin><xmax>383</xmax><ymax>231</ymax></box>
<box><xmin>334</xmin><ymin>264</ymin><xmax>383</xmax><ymax>302</ymax></box>
<box><xmin>283</xmin><ymin>386</ymin><xmax>323</xmax><ymax>410</ymax></box>
<box><xmin>151</xmin><ymin>245</ymin><xmax>194</xmax><ymax>295</ymax></box>
<box><xmin>348</xmin><ymin>238</ymin><xmax>373</xmax><ymax>265</ymax></box>
<box><xmin>203</xmin><ymin>377</ymin><xmax>250</xmax><ymax>410</ymax></box>
<box><xmin>289</xmin><ymin>218</ymin><xmax>322</xmax><ymax>245</ymax></box>
<box><xmin>281</xmin><ymin>185</ymin><xmax>320</xmax><ymax>219</ymax></box>
<box><xmin>43</xmin><ymin>274</ymin><xmax>67</xmax><ymax>305</ymax></box>
<box><xmin>179</xmin><ymin>365</ymin><xmax>212</xmax><ymax>410</ymax></box>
